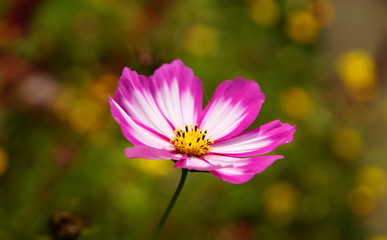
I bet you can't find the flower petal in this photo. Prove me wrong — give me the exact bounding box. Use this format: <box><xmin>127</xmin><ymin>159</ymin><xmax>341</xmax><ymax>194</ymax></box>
<box><xmin>211</xmin><ymin>169</ymin><xmax>256</xmax><ymax>184</ymax></box>
<box><xmin>174</xmin><ymin>156</ymin><xmax>225</xmax><ymax>171</ymax></box>
<box><xmin>150</xmin><ymin>59</ymin><xmax>203</xmax><ymax>129</ymax></box>
<box><xmin>109</xmin><ymin>97</ymin><xmax>170</xmax><ymax>149</ymax></box>
<box><xmin>114</xmin><ymin>67</ymin><xmax>175</xmax><ymax>138</ymax></box>
<box><xmin>202</xmin><ymin>154</ymin><xmax>249</xmax><ymax>166</ymax></box>
<box><xmin>199</xmin><ymin>77</ymin><xmax>265</xmax><ymax>141</ymax></box>
<box><xmin>208</xmin><ymin>155</ymin><xmax>283</xmax><ymax>184</ymax></box>
<box><xmin>210</xmin><ymin>120</ymin><xmax>296</xmax><ymax>157</ymax></box>
<box><xmin>125</xmin><ymin>145</ymin><xmax>181</xmax><ymax>160</ymax></box>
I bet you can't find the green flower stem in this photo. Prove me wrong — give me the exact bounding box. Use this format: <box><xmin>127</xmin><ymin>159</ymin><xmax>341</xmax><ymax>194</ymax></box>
<box><xmin>152</xmin><ymin>168</ymin><xmax>188</xmax><ymax>240</ymax></box>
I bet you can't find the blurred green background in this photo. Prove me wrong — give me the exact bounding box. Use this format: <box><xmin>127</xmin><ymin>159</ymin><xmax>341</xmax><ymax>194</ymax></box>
<box><xmin>1</xmin><ymin>0</ymin><xmax>387</xmax><ymax>239</ymax></box>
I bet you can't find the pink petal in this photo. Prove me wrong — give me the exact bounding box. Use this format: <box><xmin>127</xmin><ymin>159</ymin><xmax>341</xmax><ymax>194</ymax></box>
<box><xmin>114</xmin><ymin>67</ymin><xmax>175</xmax><ymax>138</ymax></box>
<box><xmin>199</xmin><ymin>77</ymin><xmax>265</xmax><ymax>141</ymax></box>
<box><xmin>211</xmin><ymin>169</ymin><xmax>256</xmax><ymax>184</ymax></box>
<box><xmin>208</xmin><ymin>155</ymin><xmax>283</xmax><ymax>184</ymax></box>
<box><xmin>202</xmin><ymin>154</ymin><xmax>250</xmax><ymax>166</ymax></box>
<box><xmin>109</xmin><ymin>97</ymin><xmax>171</xmax><ymax>149</ymax></box>
<box><xmin>174</xmin><ymin>156</ymin><xmax>225</xmax><ymax>171</ymax></box>
<box><xmin>125</xmin><ymin>145</ymin><xmax>181</xmax><ymax>160</ymax></box>
<box><xmin>150</xmin><ymin>59</ymin><xmax>203</xmax><ymax>129</ymax></box>
<box><xmin>210</xmin><ymin>120</ymin><xmax>296</xmax><ymax>157</ymax></box>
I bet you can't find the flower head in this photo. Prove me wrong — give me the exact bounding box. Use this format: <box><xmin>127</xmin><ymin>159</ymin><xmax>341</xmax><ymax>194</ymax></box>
<box><xmin>109</xmin><ymin>59</ymin><xmax>296</xmax><ymax>184</ymax></box>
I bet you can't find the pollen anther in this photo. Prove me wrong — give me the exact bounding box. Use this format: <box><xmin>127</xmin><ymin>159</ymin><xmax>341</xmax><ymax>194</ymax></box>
<box><xmin>170</xmin><ymin>125</ymin><xmax>214</xmax><ymax>156</ymax></box>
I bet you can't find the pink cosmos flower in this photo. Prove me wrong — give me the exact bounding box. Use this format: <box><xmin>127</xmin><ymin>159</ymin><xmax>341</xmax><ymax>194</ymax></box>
<box><xmin>109</xmin><ymin>59</ymin><xmax>296</xmax><ymax>184</ymax></box>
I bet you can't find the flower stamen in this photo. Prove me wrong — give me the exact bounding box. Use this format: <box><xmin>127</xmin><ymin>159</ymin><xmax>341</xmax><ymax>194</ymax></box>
<box><xmin>170</xmin><ymin>125</ymin><xmax>214</xmax><ymax>156</ymax></box>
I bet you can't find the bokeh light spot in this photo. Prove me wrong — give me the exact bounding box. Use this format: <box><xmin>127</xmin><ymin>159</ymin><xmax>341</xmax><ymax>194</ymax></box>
<box><xmin>68</xmin><ymin>100</ymin><xmax>102</xmax><ymax>134</ymax></box>
<box><xmin>280</xmin><ymin>86</ymin><xmax>313</xmax><ymax>119</ymax></box>
<box><xmin>347</xmin><ymin>185</ymin><xmax>377</xmax><ymax>216</ymax></box>
<box><xmin>135</xmin><ymin>159</ymin><xmax>172</xmax><ymax>176</ymax></box>
<box><xmin>249</xmin><ymin>0</ymin><xmax>280</xmax><ymax>27</ymax></box>
<box><xmin>183</xmin><ymin>24</ymin><xmax>217</xmax><ymax>57</ymax></box>
<box><xmin>336</xmin><ymin>50</ymin><xmax>378</xmax><ymax>102</ymax></box>
<box><xmin>368</xmin><ymin>236</ymin><xmax>387</xmax><ymax>240</ymax></box>
<box><xmin>382</xmin><ymin>100</ymin><xmax>387</xmax><ymax>126</ymax></box>
<box><xmin>0</xmin><ymin>147</ymin><xmax>8</xmax><ymax>176</ymax></box>
<box><xmin>331</xmin><ymin>128</ymin><xmax>363</xmax><ymax>160</ymax></box>
<box><xmin>310</xmin><ymin>0</ymin><xmax>335</xmax><ymax>27</ymax></box>
<box><xmin>264</xmin><ymin>182</ymin><xmax>298</xmax><ymax>225</ymax></box>
<box><xmin>286</xmin><ymin>10</ymin><xmax>320</xmax><ymax>44</ymax></box>
<box><xmin>358</xmin><ymin>166</ymin><xmax>387</xmax><ymax>197</ymax></box>
<box><xmin>87</xmin><ymin>74</ymin><xmax>117</xmax><ymax>103</ymax></box>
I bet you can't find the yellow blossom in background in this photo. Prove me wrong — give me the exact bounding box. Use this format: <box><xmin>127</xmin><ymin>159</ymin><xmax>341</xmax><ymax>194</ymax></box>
<box><xmin>0</xmin><ymin>147</ymin><xmax>8</xmax><ymax>176</ymax></box>
<box><xmin>114</xmin><ymin>181</ymin><xmax>150</xmax><ymax>214</ymax></box>
<box><xmin>52</xmin><ymin>84</ymin><xmax>106</xmax><ymax>135</ymax></box>
<box><xmin>87</xmin><ymin>74</ymin><xmax>117</xmax><ymax>103</ymax></box>
<box><xmin>286</xmin><ymin>10</ymin><xmax>320</xmax><ymax>44</ymax></box>
<box><xmin>264</xmin><ymin>182</ymin><xmax>297</xmax><ymax>225</ymax></box>
<box><xmin>358</xmin><ymin>166</ymin><xmax>387</xmax><ymax>197</ymax></box>
<box><xmin>117</xmin><ymin>1</ymin><xmax>142</xmax><ymax>34</ymax></box>
<box><xmin>284</xmin><ymin>0</ymin><xmax>310</xmax><ymax>13</ymax></box>
<box><xmin>347</xmin><ymin>185</ymin><xmax>377</xmax><ymax>216</ymax></box>
<box><xmin>52</xmin><ymin>88</ymin><xmax>78</xmax><ymax>121</ymax></box>
<box><xmin>280</xmin><ymin>86</ymin><xmax>313</xmax><ymax>119</ymax></box>
<box><xmin>368</xmin><ymin>236</ymin><xmax>387</xmax><ymax>240</ymax></box>
<box><xmin>249</xmin><ymin>0</ymin><xmax>280</xmax><ymax>27</ymax></box>
<box><xmin>336</xmin><ymin>50</ymin><xmax>378</xmax><ymax>102</ymax></box>
<box><xmin>68</xmin><ymin>99</ymin><xmax>103</xmax><ymax>134</ymax></box>
<box><xmin>331</xmin><ymin>128</ymin><xmax>363</xmax><ymax>161</ymax></box>
<box><xmin>382</xmin><ymin>100</ymin><xmax>387</xmax><ymax>126</ymax></box>
<box><xmin>183</xmin><ymin>24</ymin><xmax>217</xmax><ymax>57</ymax></box>
<box><xmin>135</xmin><ymin>159</ymin><xmax>172</xmax><ymax>176</ymax></box>
<box><xmin>310</xmin><ymin>0</ymin><xmax>335</xmax><ymax>27</ymax></box>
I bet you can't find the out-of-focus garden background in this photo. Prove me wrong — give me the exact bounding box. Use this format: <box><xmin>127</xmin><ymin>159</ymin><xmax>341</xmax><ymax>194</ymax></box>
<box><xmin>1</xmin><ymin>0</ymin><xmax>387</xmax><ymax>239</ymax></box>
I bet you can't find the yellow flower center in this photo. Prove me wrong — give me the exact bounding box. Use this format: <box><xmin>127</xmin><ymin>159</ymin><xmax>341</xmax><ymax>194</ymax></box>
<box><xmin>170</xmin><ymin>125</ymin><xmax>214</xmax><ymax>156</ymax></box>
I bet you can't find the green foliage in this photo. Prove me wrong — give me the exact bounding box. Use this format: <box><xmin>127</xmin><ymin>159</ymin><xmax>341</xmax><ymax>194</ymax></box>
<box><xmin>1</xmin><ymin>0</ymin><xmax>386</xmax><ymax>239</ymax></box>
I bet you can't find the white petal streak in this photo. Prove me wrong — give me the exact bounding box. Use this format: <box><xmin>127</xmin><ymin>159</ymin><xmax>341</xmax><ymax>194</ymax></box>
<box><xmin>200</xmin><ymin>98</ymin><xmax>247</xmax><ymax>140</ymax></box>
<box><xmin>199</xmin><ymin>78</ymin><xmax>265</xmax><ymax>141</ymax></box>
<box><xmin>150</xmin><ymin>60</ymin><xmax>203</xmax><ymax>129</ymax></box>
<box><xmin>115</xmin><ymin>68</ymin><xmax>174</xmax><ymax>138</ymax></box>
<box><xmin>119</xmin><ymin>88</ymin><xmax>174</xmax><ymax>138</ymax></box>
<box><xmin>212</xmin><ymin>134</ymin><xmax>271</xmax><ymax>154</ymax></box>
<box><xmin>203</xmin><ymin>154</ymin><xmax>245</xmax><ymax>167</ymax></box>
<box><xmin>110</xmin><ymin>98</ymin><xmax>170</xmax><ymax>149</ymax></box>
<box><xmin>181</xmin><ymin>90</ymin><xmax>196</xmax><ymax>126</ymax></box>
<box><xmin>154</xmin><ymin>79</ymin><xmax>198</xmax><ymax>128</ymax></box>
<box><xmin>210</xmin><ymin>121</ymin><xmax>296</xmax><ymax>156</ymax></box>
<box><xmin>155</xmin><ymin>79</ymin><xmax>183</xmax><ymax>127</ymax></box>
<box><xmin>174</xmin><ymin>156</ymin><xmax>222</xmax><ymax>170</ymax></box>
